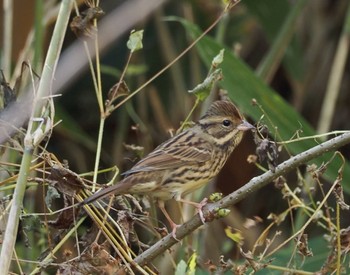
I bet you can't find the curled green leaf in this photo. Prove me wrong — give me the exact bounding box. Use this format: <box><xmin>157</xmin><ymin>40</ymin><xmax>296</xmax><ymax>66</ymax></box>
<box><xmin>212</xmin><ymin>49</ymin><xmax>225</xmax><ymax>68</ymax></box>
<box><xmin>127</xmin><ymin>29</ymin><xmax>144</xmax><ymax>53</ymax></box>
<box><xmin>188</xmin><ymin>68</ymin><xmax>223</xmax><ymax>101</ymax></box>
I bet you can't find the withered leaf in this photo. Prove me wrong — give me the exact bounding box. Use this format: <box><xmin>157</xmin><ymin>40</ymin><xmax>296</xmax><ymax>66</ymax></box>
<box><xmin>70</xmin><ymin>5</ymin><xmax>104</xmax><ymax>38</ymax></box>
<box><xmin>48</xmin><ymin>164</ymin><xmax>85</xmax><ymax>197</ymax></box>
<box><xmin>332</xmin><ymin>179</ymin><xmax>350</xmax><ymax>210</ymax></box>
<box><xmin>295</xmin><ymin>233</ymin><xmax>313</xmax><ymax>257</ymax></box>
<box><xmin>107</xmin><ymin>80</ymin><xmax>130</xmax><ymax>102</ymax></box>
<box><xmin>47</xmin><ymin>206</ymin><xmax>79</xmax><ymax>229</ymax></box>
<box><xmin>254</xmin><ymin>124</ymin><xmax>278</xmax><ymax>172</ymax></box>
<box><xmin>58</xmin><ymin>242</ymin><xmax>122</xmax><ymax>274</ymax></box>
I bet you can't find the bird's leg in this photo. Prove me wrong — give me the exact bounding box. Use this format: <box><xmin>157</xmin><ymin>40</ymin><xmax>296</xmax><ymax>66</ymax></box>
<box><xmin>157</xmin><ymin>201</ymin><xmax>180</xmax><ymax>240</ymax></box>
<box><xmin>175</xmin><ymin>197</ymin><xmax>208</xmax><ymax>224</ymax></box>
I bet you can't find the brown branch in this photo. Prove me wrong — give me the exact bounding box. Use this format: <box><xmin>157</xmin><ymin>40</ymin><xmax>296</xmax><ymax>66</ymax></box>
<box><xmin>133</xmin><ymin>132</ymin><xmax>350</xmax><ymax>266</ymax></box>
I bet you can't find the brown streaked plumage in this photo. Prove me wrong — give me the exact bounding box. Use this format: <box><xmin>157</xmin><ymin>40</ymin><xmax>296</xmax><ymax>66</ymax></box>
<box><xmin>81</xmin><ymin>100</ymin><xmax>254</xmax><ymax>233</ymax></box>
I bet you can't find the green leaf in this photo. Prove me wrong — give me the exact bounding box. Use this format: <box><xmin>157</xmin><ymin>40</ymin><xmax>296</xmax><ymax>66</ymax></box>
<box><xmin>225</xmin><ymin>227</ymin><xmax>244</xmax><ymax>244</ymax></box>
<box><xmin>127</xmin><ymin>29</ymin><xmax>144</xmax><ymax>53</ymax></box>
<box><xmin>212</xmin><ymin>49</ymin><xmax>225</xmax><ymax>68</ymax></box>
<box><xmin>175</xmin><ymin>260</ymin><xmax>187</xmax><ymax>275</ymax></box>
<box><xmin>187</xmin><ymin>252</ymin><xmax>197</xmax><ymax>275</ymax></box>
<box><xmin>188</xmin><ymin>68</ymin><xmax>222</xmax><ymax>101</ymax></box>
<box><xmin>180</xmin><ymin>19</ymin><xmax>350</xmax><ymax>192</ymax></box>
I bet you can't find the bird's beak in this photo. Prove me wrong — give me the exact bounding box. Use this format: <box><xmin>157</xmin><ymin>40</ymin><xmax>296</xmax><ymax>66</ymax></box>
<box><xmin>237</xmin><ymin>120</ymin><xmax>255</xmax><ymax>131</ymax></box>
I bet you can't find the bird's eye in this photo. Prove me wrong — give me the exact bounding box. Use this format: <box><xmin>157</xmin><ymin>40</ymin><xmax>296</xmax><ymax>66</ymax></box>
<box><xmin>222</xmin><ymin>119</ymin><xmax>231</xmax><ymax>127</ymax></box>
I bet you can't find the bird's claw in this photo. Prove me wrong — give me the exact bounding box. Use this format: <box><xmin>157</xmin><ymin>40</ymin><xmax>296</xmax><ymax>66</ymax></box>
<box><xmin>171</xmin><ymin>224</ymin><xmax>181</xmax><ymax>241</ymax></box>
<box><xmin>196</xmin><ymin>198</ymin><xmax>208</xmax><ymax>224</ymax></box>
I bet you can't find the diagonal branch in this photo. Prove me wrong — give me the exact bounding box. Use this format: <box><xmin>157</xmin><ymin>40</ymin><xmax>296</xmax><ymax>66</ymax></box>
<box><xmin>133</xmin><ymin>132</ymin><xmax>350</xmax><ymax>266</ymax></box>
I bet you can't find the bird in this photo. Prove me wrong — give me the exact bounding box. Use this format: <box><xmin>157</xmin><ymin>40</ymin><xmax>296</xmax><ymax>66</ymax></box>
<box><xmin>81</xmin><ymin>100</ymin><xmax>254</xmax><ymax>237</ymax></box>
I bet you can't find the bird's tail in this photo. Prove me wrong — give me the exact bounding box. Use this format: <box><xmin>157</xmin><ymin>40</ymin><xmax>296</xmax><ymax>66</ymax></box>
<box><xmin>80</xmin><ymin>181</ymin><xmax>132</xmax><ymax>206</ymax></box>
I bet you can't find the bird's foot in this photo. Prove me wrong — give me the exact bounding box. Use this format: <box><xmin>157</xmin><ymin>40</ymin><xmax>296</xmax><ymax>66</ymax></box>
<box><xmin>176</xmin><ymin>197</ymin><xmax>208</xmax><ymax>224</ymax></box>
<box><xmin>169</xmin><ymin>222</ymin><xmax>181</xmax><ymax>241</ymax></box>
<box><xmin>195</xmin><ymin>198</ymin><xmax>208</xmax><ymax>224</ymax></box>
<box><xmin>158</xmin><ymin>201</ymin><xmax>181</xmax><ymax>241</ymax></box>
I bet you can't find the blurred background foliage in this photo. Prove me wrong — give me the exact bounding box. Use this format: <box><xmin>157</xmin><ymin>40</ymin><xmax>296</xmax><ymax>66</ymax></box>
<box><xmin>1</xmin><ymin>0</ymin><xmax>350</xmax><ymax>273</ymax></box>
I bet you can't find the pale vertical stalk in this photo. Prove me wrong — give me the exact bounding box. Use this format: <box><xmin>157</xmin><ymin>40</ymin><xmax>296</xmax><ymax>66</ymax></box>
<box><xmin>92</xmin><ymin>117</ymin><xmax>105</xmax><ymax>189</ymax></box>
<box><xmin>317</xmin><ymin>3</ymin><xmax>350</xmax><ymax>134</ymax></box>
<box><xmin>32</xmin><ymin>0</ymin><xmax>73</xmax><ymax>119</ymax></box>
<box><xmin>81</xmin><ymin>40</ymin><xmax>102</xmax><ymax>192</ymax></box>
<box><xmin>0</xmin><ymin>0</ymin><xmax>73</xmax><ymax>273</ymax></box>
<box><xmin>2</xmin><ymin>0</ymin><xmax>13</xmax><ymax>78</ymax></box>
<box><xmin>92</xmin><ymin>14</ymin><xmax>104</xmax><ymax>191</ymax></box>
<box><xmin>0</xmin><ymin>149</ymin><xmax>32</xmax><ymax>273</ymax></box>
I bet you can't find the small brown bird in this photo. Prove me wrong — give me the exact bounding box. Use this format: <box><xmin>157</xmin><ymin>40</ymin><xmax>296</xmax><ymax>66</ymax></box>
<box><xmin>82</xmin><ymin>100</ymin><xmax>254</xmax><ymax>236</ymax></box>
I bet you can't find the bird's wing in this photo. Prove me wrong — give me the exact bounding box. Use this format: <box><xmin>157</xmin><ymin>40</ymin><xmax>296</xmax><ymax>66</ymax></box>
<box><xmin>123</xmin><ymin>134</ymin><xmax>212</xmax><ymax>175</ymax></box>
